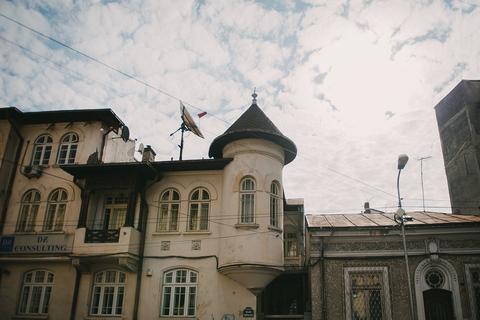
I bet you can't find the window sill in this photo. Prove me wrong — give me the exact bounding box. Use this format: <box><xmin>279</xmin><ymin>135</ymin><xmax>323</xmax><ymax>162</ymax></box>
<box><xmin>14</xmin><ymin>231</ymin><xmax>36</xmax><ymax>235</ymax></box>
<box><xmin>234</xmin><ymin>223</ymin><xmax>259</xmax><ymax>230</ymax></box>
<box><xmin>184</xmin><ymin>230</ymin><xmax>211</xmax><ymax>235</ymax></box>
<box><xmin>13</xmin><ymin>314</ymin><xmax>48</xmax><ymax>319</ymax></box>
<box><xmin>268</xmin><ymin>225</ymin><xmax>282</xmax><ymax>233</ymax></box>
<box><xmin>39</xmin><ymin>230</ymin><xmax>65</xmax><ymax>235</ymax></box>
<box><xmin>84</xmin><ymin>317</ymin><xmax>124</xmax><ymax>320</ymax></box>
<box><xmin>153</xmin><ymin>231</ymin><xmax>181</xmax><ymax>236</ymax></box>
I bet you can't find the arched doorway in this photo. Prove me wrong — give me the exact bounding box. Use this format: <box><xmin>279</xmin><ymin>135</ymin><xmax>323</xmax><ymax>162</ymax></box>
<box><xmin>423</xmin><ymin>289</ymin><xmax>454</xmax><ymax>320</ymax></box>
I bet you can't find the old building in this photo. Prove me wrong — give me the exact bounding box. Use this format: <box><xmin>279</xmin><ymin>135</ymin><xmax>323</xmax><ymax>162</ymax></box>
<box><xmin>306</xmin><ymin>211</ymin><xmax>480</xmax><ymax>320</ymax></box>
<box><xmin>435</xmin><ymin>80</ymin><xmax>480</xmax><ymax>215</ymax></box>
<box><xmin>0</xmin><ymin>97</ymin><xmax>308</xmax><ymax>320</ymax></box>
<box><xmin>0</xmin><ymin>107</ymin><xmax>134</xmax><ymax>319</ymax></box>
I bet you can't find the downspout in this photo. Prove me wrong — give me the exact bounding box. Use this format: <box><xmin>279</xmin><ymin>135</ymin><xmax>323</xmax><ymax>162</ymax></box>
<box><xmin>321</xmin><ymin>231</ymin><xmax>334</xmax><ymax>320</ymax></box>
<box><xmin>70</xmin><ymin>177</ymin><xmax>84</xmax><ymax>320</ymax></box>
<box><xmin>133</xmin><ymin>166</ymin><xmax>161</xmax><ymax>320</ymax></box>
<box><xmin>0</xmin><ymin>113</ymin><xmax>24</xmax><ymax>235</ymax></box>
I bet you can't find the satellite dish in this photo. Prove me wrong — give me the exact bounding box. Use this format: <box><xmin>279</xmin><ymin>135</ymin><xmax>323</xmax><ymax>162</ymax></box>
<box><xmin>138</xmin><ymin>143</ymin><xmax>144</xmax><ymax>154</ymax></box>
<box><xmin>121</xmin><ymin>126</ymin><xmax>130</xmax><ymax>142</ymax></box>
<box><xmin>180</xmin><ymin>102</ymin><xmax>204</xmax><ymax>138</ymax></box>
<box><xmin>170</xmin><ymin>101</ymin><xmax>204</xmax><ymax>160</ymax></box>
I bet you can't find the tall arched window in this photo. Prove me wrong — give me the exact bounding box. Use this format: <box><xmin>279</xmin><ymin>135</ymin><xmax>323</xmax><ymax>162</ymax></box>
<box><xmin>18</xmin><ymin>270</ymin><xmax>54</xmax><ymax>315</ymax></box>
<box><xmin>188</xmin><ymin>188</ymin><xmax>210</xmax><ymax>231</ymax></box>
<box><xmin>270</xmin><ymin>182</ymin><xmax>280</xmax><ymax>227</ymax></box>
<box><xmin>90</xmin><ymin>270</ymin><xmax>126</xmax><ymax>316</ymax></box>
<box><xmin>44</xmin><ymin>189</ymin><xmax>68</xmax><ymax>231</ymax></box>
<box><xmin>161</xmin><ymin>269</ymin><xmax>198</xmax><ymax>317</ymax></box>
<box><xmin>240</xmin><ymin>178</ymin><xmax>255</xmax><ymax>223</ymax></box>
<box><xmin>157</xmin><ymin>189</ymin><xmax>180</xmax><ymax>231</ymax></box>
<box><xmin>32</xmin><ymin>134</ymin><xmax>53</xmax><ymax>165</ymax></box>
<box><xmin>57</xmin><ymin>133</ymin><xmax>78</xmax><ymax>164</ymax></box>
<box><xmin>16</xmin><ymin>189</ymin><xmax>41</xmax><ymax>232</ymax></box>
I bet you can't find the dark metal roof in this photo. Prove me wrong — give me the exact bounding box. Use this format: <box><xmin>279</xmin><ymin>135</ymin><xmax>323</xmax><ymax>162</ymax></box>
<box><xmin>306</xmin><ymin>212</ymin><xmax>480</xmax><ymax>229</ymax></box>
<box><xmin>60</xmin><ymin>158</ymin><xmax>233</xmax><ymax>179</ymax></box>
<box><xmin>0</xmin><ymin>107</ymin><xmax>124</xmax><ymax>129</ymax></box>
<box><xmin>209</xmin><ymin>103</ymin><xmax>297</xmax><ymax>165</ymax></box>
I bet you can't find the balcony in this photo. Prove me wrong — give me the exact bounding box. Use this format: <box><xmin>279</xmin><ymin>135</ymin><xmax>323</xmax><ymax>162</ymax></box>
<box><xmin>73</xmin><ymin>227</ymin><xmax>140</xmax><ymax>256</ymax></box>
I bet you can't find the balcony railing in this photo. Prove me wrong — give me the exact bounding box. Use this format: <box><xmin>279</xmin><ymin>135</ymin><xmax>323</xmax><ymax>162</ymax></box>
<box><xmin>85</xmin><ymin>228</ymin><xmax>120</xmax><ymax>243</ymax></box>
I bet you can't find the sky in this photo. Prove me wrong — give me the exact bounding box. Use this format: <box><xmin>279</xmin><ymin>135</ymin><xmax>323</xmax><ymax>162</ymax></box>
<box><xmin>1</xmin><ymin>0</ymin><xmax>479</xmax><ymax>215</ymax></box>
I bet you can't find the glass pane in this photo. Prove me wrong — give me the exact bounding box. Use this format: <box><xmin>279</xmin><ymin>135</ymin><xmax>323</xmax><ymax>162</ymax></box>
<box><xmin>118</xmin><ymin>272</ymin><xmax>126</xmax><ymax>284</ymax></box>
<box><xmin>29</xmin><ymin>286</ymin><xmax>43</xmax><ymax>313</ymax></box>
<box><xmin>158</xmin><ymin>205</ymin><xmax>168</xmax><ymax>231</ymax></box>
<box><xmin>352</xmin><ymin>290</ymin><xmax>366</xmax><ymax>320</ymax></box>
<box><xmin>41</xmin><ymin>286</ymin><xmax>52</xmax><ymax>313</ymax></box>
<box><xmin>165</xmin><ymin>272</ymin><xmax>173</xmax><ymax>284</ymax></box>
<box><xmin>188</xmin><ymin>287</ymin><xmax>197</xmax><ymax>315</ymax></box>
<box><xmin>176</xmin><ymin>270</ymin><xmax>187</xmax><ymax>283</ymax></box>
<box><xmin>170</xmin><ymin>204</ymin><xmax>179</xmax><ymax>231</ymax></box>
<box><xmin>172</xmin><ymin>190</ymin><xmax>179</xmax><ymax>200</ymax></box>
<box><xmin>105</xmin><ymin>271</ymin><xmax>116</xmax><ymax>283</ymax></box>
<box><xmin>55</xmin><ymin>204</ymin><xmax>66</xmax><ymax>230</ymax></box>
<box><xmin>25</xmin><ymin>272</ymin><xmax>33</xmax><ymax>283</ymax></box>
<box><xmin>191</xmin><ymin>190</ymin><xmax>199</xmax><ymax>200</ymax></box>
<box><xmin>173</xmin><ymin>287</ymin><xmax>186</xmax><ymax>315</ymax></box>
<box><xmin>19</xmin><ymin>286</ymin><xmax>30</xmax><ymax>313</ymax></box>
<box><xmin>91</xmin><ymin>286</ymin><xmax>101</xmax><ymax>314</ymax></box>
<box><xmin>34</xmin><ymin>271</ymin><xmax>45</xmax><ymax>283</ymax></box>
<box><xmin>202</xmin><ymin>190</ymin><xmax>209</xmax><ymax>200</ymax></box>
<box><xmin>190</xmin><ymin>272</ymin><xmax>198</xmax><ymax>283</ymax></box>
<box><xmin>200</xmin><ymin>204</ymin><xmax>209</xmax><ymax>230</ymax></box>
<box><xmin>115</xmin><ymin>287</ymin><xmax>124</xmax><ymax>315</ymax></box>
<box><xmin>189</xmin><ymin>204</ymin><xmax>198</xmax><ymax>230</ymax></box>
<box><xmin>162</xmin><ymin>191</ymin><xmax>170</xmax><ymax>201</ymax></box>
<box><xmin>102</xmin><ymin>287</ymin><xmax>115</xmax><ymax>314</ymax></box>
<box><xmin>47</xmin><ymin>272</ymin><xmax>54</xmax><ymax>283</ymax></box>
<box><xmin>95</xmin><ymin>272</ymin><xmax>103</xmax><ymax>283</ymax></box>
<box><xmin>162</xmin><ymin>287</ymin><xmax>171</xmax><ymax>316</ymax></box>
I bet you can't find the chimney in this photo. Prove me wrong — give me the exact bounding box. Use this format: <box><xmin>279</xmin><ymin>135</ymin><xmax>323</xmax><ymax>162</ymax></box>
<box><xmin>142</xmin><ymin>145</ymin><xmax>156</xmax><ymax>162</ymax></box>
<box><xmin>364</xmin><ymin>202</ymin><xmax>371</xmax><ymax>214</ymax></box>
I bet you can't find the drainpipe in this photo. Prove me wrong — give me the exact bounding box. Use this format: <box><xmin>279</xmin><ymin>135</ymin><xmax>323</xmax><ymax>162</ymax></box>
<box><xmin>0</xmin><ymin>113</ymin><xmax>24</xmax><ymax>235</ymax></box>
<box><xmin>133</xmin><ymin>166</ymin><xmax>160</xmax><ymax>320</ymax></box>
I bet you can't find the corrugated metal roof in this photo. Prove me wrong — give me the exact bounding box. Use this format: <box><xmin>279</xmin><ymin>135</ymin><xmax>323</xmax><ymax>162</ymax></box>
<box><xmin>306</xmin><ymin>212</ymin><xmax>480</xmax><ymax>229</ymax></box>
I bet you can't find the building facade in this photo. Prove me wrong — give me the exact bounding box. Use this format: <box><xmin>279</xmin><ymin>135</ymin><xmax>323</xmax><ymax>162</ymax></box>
<box><xmin>435</xmin><ymin>79</ymin><xmax>480</xmax><ymax>215</ymax></box>
<box><xmin>0</xmin><ymin>100</ymin><xmax>308</xmax><ymax>320</ymax></box>
<box><xmin>306</xmin><ymin>211</ymin><xmax>480</xmax><ymax>320</ymax></box>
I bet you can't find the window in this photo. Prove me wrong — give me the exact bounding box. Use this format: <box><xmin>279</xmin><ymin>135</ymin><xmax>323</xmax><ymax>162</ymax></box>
<box><xmin>188</xmin><ymin>188</ymin><xmax>210</xmax><ymax>231</ymax></box>
<box><xmin>161</xmin><ymin>269</ymin><xmax>198</xmax><ymax>317</ymax></box>
<box><xmin>44</xmin><ymin>189</ymin><xmax>68</xmax><ymax>231</ymax></box>
<box><xmin>18</xmin><ymin>270</ymin><xmax>54</xmax><ymax>315</ymax></box>
<box><xmin>16</xmin><ymin>190</ymin><xmax>41</xmax><ymax>232</ymax></box>
<box><xmin>157</xmin><ymin>189</ymin><xmax>180</xmax><ymax>231</ymax></box>
<box><xmin>32</xmin><ymin>135</ymin><xmax>53</xmax><ymax>165</ymax></box>
<box><xmin>57</xmin><ymin>133</ymin><xmax>78</xmax><ymax>164</ymax></box>
<box><xmin>344</xmin><ymin>267</ymin><xmax>392</xmax><ymax>320</ymax></box>
<box><xmin>270</xmin><ymin>182</ymin><xmax>280</xmax><ymax>227</ymax></box>
<box><xmin>284</xmin><ymin>233</ymin><xmax>297</xmax><ymax>257</ymax></box>
<box><xmin>240</xmin><ymin>178</ymin><xmax>255</xmax><ymax>223</ymax></box>
<box><xmin>466</xmin><ymin>264</ymin><xmax>480</xmax><ymax>319</ymax></box>
<box><xmin>101</xmin><ymin>194</ymin><xmax>128</xmax><ymax>229</ymax></box>
<box><xmin>91</xmin><ymin>270</ymin><xmax>126</xmax><ymax>316</ymax></box>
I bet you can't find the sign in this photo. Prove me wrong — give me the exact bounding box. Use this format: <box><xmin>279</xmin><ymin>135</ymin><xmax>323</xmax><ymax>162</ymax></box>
<box><xmin>0</xmin><ymin>234</ymin><xmax>74</xmax><ymax>254</ymax></box>
<box><xmin>243</xmin><ymin>307</ymin><xmax>254</xmax><ymax>318</ymax></box>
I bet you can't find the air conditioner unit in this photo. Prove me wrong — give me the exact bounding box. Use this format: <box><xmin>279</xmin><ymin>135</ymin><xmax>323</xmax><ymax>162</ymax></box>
<box><xmin>22</xmin><ymin>165</ymin><xmax>42</xmax><ymax>178</ymax></box>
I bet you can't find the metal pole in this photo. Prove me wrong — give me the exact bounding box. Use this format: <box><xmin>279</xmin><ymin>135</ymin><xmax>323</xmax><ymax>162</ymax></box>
<box><xmin>397</xmin><ymin>167</ymin><xmax>415</xmax><ymax>320</ymax></box>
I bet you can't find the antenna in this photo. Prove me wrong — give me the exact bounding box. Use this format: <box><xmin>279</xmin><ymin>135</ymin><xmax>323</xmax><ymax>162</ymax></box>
<box><xmin>415</xmin><ymin>156</ymin><xmax>433</xmax><ymax>212</ymax></box>
<box><xmin>170</xmin><ymin>101</ymin><xmax>204</xmax><ymax>160</ymax></box>
<box><xmin>137</xmin><ymin>143</ymin><xmax>144</xmax><ymax>154</ymax></box>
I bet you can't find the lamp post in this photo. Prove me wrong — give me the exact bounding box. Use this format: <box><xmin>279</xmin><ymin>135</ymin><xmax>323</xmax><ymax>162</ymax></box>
<box><xmin>395</xmin><ymin>154</ymin><xmax>415</xmax><ymax>320</ymax></box>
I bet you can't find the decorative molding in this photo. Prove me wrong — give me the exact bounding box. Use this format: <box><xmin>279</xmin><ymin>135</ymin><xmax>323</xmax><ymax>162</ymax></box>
<box><xmin>439</xmin><ymin>239</ymin><xmax>480</xmax><ymax>249</ymax></box>
<box><xmin>325</xmin><ymin>240</ymin><xmax>424</xmax><ymax>252</ymax></box>
<box><xmin>161</xmin><ymin>241</ymin><xmax>170</xmax><ymax>251</ymax></box>
<box><xmin>192</xmin><ymin>240</ymin><xmax>201</xmax><ymax>251</ymax></box>
<box><xmin>119</xmin><ymin>257</ymin><xmax>138</xmax><ymax>273</ymax></box>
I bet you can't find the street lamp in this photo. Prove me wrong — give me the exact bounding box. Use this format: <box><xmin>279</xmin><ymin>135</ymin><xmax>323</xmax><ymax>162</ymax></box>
<box><xmin>394</xmin><ymin>154</ymin><xmax>415</xmax><ymax>320</ymax></box>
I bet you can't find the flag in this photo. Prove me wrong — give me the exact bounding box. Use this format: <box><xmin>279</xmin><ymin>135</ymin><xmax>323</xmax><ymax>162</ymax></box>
<box><xmin>198</xmin><ymin>111</ymin><xmax>207</xmax><ymax>118</ymax></box>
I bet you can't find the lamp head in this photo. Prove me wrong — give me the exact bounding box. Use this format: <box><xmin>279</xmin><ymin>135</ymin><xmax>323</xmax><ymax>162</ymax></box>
<box><xmin>397</xmin><ymin>154</ymin><xmax>409</xmax><ymax>169</ymax></box>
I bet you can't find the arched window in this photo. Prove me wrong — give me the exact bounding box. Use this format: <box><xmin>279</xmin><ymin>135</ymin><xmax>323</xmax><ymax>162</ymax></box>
<box><xmin>18</xmin><ymin>270</ymin><xmax>54</xmax><ymax>315</ymax></box>
<box><xmin>240</xmin><ymin>178</ymin><xmax>255</xmax><ymax>223</ymax></box>
<box><xmin>44</xmin><ymin>189</ymin><xmax>68</xmax><ymax>231</ymax></box>
<box><xmin>161</xmin><ymin>269</ymin><xmax>198</xmax><ymax>317</ymax></box>
<box><xmin>157</xmin><ymin>189</ymin><xmax>180</xmax><ymax>231</ymax></box>
<box><xmin>16</xmin><ymin>190</ymin><xmax>41</xmax><ymax>232</ymax></box>
<box><xmin>188</xmin><ymin>188</ymin><xmax>210</xmax><ymax>231</ymax></box>
<box><xmin>57</xmin><ymin>133</ymin><xmax>78</xmax><ymax>164</ymax></box>
<box><xmin>32</xmin><ymin>134</ymin><xmax>53</xmax><ymax>165</ymax></box>
<box><xmin>91</xmin><ymin>270</ymin><xmax>126</xmax><ymax>316</ymax></box>
<box><xmin>270</xmin><ymin>182</ymin><xmax>280</xmax><ymax>227</ymax></box>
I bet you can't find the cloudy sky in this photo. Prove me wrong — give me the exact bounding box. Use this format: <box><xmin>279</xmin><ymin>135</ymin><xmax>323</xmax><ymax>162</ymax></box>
<box><xmin>1</xmin><ymin>0</ymin><xmax>479</xmax><ymax>214</ymax></box>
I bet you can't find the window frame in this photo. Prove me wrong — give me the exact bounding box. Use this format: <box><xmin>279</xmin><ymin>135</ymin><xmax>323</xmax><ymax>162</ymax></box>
<box><xmin>240</xmin><ymin>178</ymin><xmax>255</xmax><ymax>224</ymax></box>
<box><xmin>270</xmin><ymin>181</ymin><xmax>280</xmax><ymax>227</ymax></box>
<box><xmin>43</xmin><ymin>188</ymin><xmax>68</xmax><ymax>232</ymax></box>
<box><xmin>18</xmin><ymin>270</ymin><xmax>54</xmax><ymax>315</ymax></box>
<box><xmin>101</xmin><ymin>194</ymin><xmax>128</xmax><ymax>230</ymax></box>
<box><xmin>157</xmin><ymin>189</ymin><xmax>180</xmax><ymax>232</ymax></box>
<box><xmin>188</xmin><ymin>188</ymin><xmax>210</xmax><ymax>231</ymax></box>
<box><xmin>32</xmin><ymin>134</ymin><xmax>53</xmax><ymax>165</ymax></box>
<box><xmin>57</xmin><ymin>132</ymin><xmax>78</xmax><ymax>164</ymax></box>
<box><xmin>344</xmin><ymin>266</ymin><xmax>392</xmax><ymax>320</ymax></box>
<box><xmin>90</xmin><ymin>269</ymin><xmax>126</xmax><ymax>316</ymax></box>
<box><xmin>16</xmin><ymin>189</ymin><xmax>41</xmax><ymax>232</ymax></box>
<box><xmin>160</xmin><ymin>269</ymin><xmax>198</xmax><ymax>317</ymax></box>
<box><xmin>284</xmin><ymin>233</ymin><xmax>298</xmax><ymax>258</ymax></box>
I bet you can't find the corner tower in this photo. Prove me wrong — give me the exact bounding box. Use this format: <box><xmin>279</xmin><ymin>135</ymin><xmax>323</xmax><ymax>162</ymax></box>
<box><xmin>209</xmin><ymin>93</ymin><xmax>297</xmax><ymax>295</ymax></box>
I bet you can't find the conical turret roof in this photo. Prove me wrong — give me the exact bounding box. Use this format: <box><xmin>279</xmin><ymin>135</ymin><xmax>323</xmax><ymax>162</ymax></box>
<box><xmin>209</xmin><ymin>103</ymin><xmax>297</xmax><ymax>164</ymax></box>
